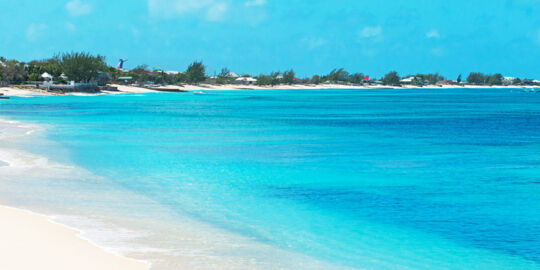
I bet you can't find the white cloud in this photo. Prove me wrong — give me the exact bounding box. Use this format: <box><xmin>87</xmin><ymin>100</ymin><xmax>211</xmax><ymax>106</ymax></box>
<box><xmin>245</xmin><ymin>0</ymin><xmax>266</xmax><ymax>7</ymax></box>
<box><xmin>65</xmin><ymin>0</ymin><xmax>93</xmax><ymax>17</ymax></box>
<box><xmin>426</xmin><ymin>29</ymin><xmax>440</xmax><ymax>39</ymax></box>
<box><xmin>65</xmin><ymin>22</ymin><xmax>76</xmax><ymax>32</ymax></box>
<box><xmin>206</xmin><ymin>3</ymin><xmax>228</xmax><ymax>21</ymax></box>
<box><xmin>359</xmin><ymin>26</ymin><xmax>382</xmax><ymax>38</ymax></box>
<box><xmin>26</xmin><ymin>23</ymin><xmax>48</xmax><ymax>41</ymax></box>
<box><xmin>148</xmin><ymin>0</ymin><xmax>226</xmax><ymax>20</ymax></box>
<box><xmin>301</xmin><ymin>37</ymin><xmax>326</xmax><ymax>49</ymax></box>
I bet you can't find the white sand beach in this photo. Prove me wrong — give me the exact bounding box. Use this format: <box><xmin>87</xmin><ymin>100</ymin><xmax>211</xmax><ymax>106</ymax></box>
<box><xmin>0</xmin><ymin>86</ymin><xmax>57</xmax><ymax>96</ymax></box>
<box><xmin>2</xmin><ymin>84</ymin><xmax>534</xmax><ymax>97</ymax></box>
<box><xmin>0</xmin><ymin>205</ymin><xmax>148</xmax><ymax>270</ymax></box>
<box><xmin>0</xmin><ymin>119</ymin><xmax>148</xmax><ymax>270</ymax></box>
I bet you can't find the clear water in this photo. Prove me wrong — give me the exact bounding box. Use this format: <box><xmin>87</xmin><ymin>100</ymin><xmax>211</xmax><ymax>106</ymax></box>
<box><xmin>0</xmin><ymin>88</ymin><xmax>539</xmax><ymax>269</ymax></box>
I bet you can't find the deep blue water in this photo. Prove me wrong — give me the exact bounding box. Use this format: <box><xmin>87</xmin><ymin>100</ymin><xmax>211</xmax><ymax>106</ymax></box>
<box><xmin>1</xmin><ymin>88</ymin><xmax>539</xmax><ymax>269</ymax></box>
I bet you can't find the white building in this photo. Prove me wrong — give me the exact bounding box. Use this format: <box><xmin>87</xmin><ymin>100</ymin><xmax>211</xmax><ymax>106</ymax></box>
<box><xmin>165</xmin><ymin>71</ymin><xmax>179</xmax><ymax>76</ymax></box>
<box><xmin>503</xmin><ymin>77</ymin><xmax>516</xmax><ymax>84</ymax></box>
<box><xmin>400</xmin><ymin>76</ymin><xmax>416</xmax><ymax>83</ymax></box>
<box><xmin>40</xmin><ymin>72</ymin><xmax>53</xmax><ymax>81</ymax></box>
<box><xmin>235</xmin><ymin>77</ymin><xmax>257</xmax><ymax>84</ymax></box>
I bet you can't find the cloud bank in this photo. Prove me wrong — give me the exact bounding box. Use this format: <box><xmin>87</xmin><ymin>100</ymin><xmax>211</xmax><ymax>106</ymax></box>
<box><xmin>148</xmin><ymin>0</ymin><xmax>228</xmax><ymax>21</ymax></box>
<box><xmin>245</xmin><ymin>0</ymin><xmax>266</xmax><ymax>7</ymax></box>
<box><xmin>65</xmin><ymin>0</ymin><xmax>93</xmax><ymax>17</ymax></box>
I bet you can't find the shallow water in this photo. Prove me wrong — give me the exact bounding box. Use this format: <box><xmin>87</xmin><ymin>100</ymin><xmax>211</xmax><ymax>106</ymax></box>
<box><xmin>0</xmin><ymin>88</ymin><xmax>539</xmax><ymax>269</ymax></box>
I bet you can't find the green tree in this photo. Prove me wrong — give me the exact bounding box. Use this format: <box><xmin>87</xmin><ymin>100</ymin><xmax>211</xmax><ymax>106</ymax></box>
<box><xmin>185</xmin><ymin>61</ymin><xmax>206</xmax><ymax>84</ymax></box>
<box><xmin>219</xmin><ymin>68</ymin><xmax>230</xmax><ymax>77</ymax></box>
<box><xmin>0</xmin><ymin>57</ymin><xmax>5</xmax><ymax>81</ymax></box>
<box><xmin>41</xmin><ymin>58</ymin><xmax>62</xmax><ymax>77</ymax></box>
<box><xmin>466</xmin><ymin>72</ymin><xmax>487</xmax><ymax>85</ymax></box>
<box><xmin>427</xmin><ymin>73</ymin><xmax>444</xmax><ymax>84</ymax></box>
<box><xmin>256</xmin><ymin>74</ymin><xmax>272</xmax><ymax>85</ymax></box>
<box><xmin>0</xmin><ymin>60</ymin><xmax>27</xmax><ymax>84</ymax></box>
<box><xmin>173</xmin><ymin>73</ymin><xmax>187</xmax><ymax>84</ymax></box>
<box><xmin>348</xmin><ymin>73</ymin><xmax>365</xmax><ymax>84</ymax></box>
<box><xmin>25</xmin><ymin>61</ymin><xmax>41</xmax><ymax>81</ymax></box>
<box><xmin>25</xmin><ymin>58</ymin><xmax>63</xmax><ymax>82</ymax></box>
<box><xmin>382</xmin><ymin>71</ymin><xmax>400</xmax><ymax>85</ymax></box>
<box><xmin>414</xmin><ymin>73</ymin><xmax>444</xmax><ymax>85</ymax></box>
<box><xmin>129</xmin><ymin>65</ymin><xmax>151</xmax><ymax>84</ymax></box>
<box><xmin>107</xmin><ymin>66</ymin><xmax>122</xmax><ymax>81</ymax></box>
<box><xmin>457</xmin><ymin>74</ymin><xmax>462</xmax><ymax>83</ymax></box>
<box><xmin>310</xmin><ymin>75</ymin><xmax>320</xmax><ymax>84</ymax></box>
<box><xmin>282</xmin><ymin>69</ymin><xmax>295</xmax><ymax>84</ymax></box>
<box><xmin>487</xmin><ymin>73</ymin><xmax>503</xmax><ymax>85</ymax></box>
<box><xmin>216</xmin><ymin>67</ymin><xmax>231</xmax><ymax>84</ymax></box>
<box><xmin>270</xmin><ymin>72</ymin><xmax>281</xmax><ymax>86</ymax></box>
<box><xmin>323</xmin><ymin>68</ymin><xmax>349</xmax><ymax>82</ymax></box>
<box><xmin>154</xmin><ymin>70</ymin><xmax>171</xmax><ymax>85</ymax></box>
<box><xmin>513</xmin><ymin>78</ymin><xmax>521</xmax><ymax>85</ymax></box>
<box><xmin>59</xmin><ymin>52</ymin><xmax>107</xmax><ymax>82</ymax></box>
<box><xmin>256</xmin><ymin>72</ymin><xmax>281</xmax><ymax>86</ymax></box>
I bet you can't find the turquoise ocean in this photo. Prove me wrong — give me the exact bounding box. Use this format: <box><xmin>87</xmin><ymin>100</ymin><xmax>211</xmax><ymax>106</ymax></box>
<box><xmin>0</xmin><ymin>88</ymin><xmax>539</xmax><ymax>269</ymax></box>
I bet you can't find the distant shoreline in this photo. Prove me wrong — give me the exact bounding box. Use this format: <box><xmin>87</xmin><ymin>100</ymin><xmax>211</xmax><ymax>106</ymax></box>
<box><xmin>1</xmin><ymin>83</ymin><xmax>537</xmax><ymax>97</ymax></box>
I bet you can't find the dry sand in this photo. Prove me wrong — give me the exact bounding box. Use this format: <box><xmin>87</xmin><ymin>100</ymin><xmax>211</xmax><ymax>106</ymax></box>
<box><xmin>0</xmin><ymin>205</ymin><xmax>148</xmax><ymax>270</ymax></box>
<box><xmin>0</xmin><ymin>86</ymin><xmax>56</xmax><ymax>96</ymax></box>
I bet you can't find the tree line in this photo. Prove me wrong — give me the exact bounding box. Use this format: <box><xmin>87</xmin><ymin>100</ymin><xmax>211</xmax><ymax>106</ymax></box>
<box><xmin>1</xmin><ymin>52</ymin><xmax>538</xmax><ymax>86</ymax></box>
<box><xmin>1</xmin><ymin>52</ymin><xmax>107</xmax><ymax>84</ymax></box>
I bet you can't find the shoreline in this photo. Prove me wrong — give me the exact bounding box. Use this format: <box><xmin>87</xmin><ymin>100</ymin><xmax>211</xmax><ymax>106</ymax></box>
<box><xmin>0</xmin><ymin>118</ymin><xmax>149</xmax><ymax>270</ymax></box>
<box><xmin>0</xmin><ymin>205</ymin><xmax>149</xmax><ymax>270</ymax></box>
<box><xmin>0</xmin><ymin>83</ymin><xmax>536</xmax><ymax>97</ymax></box>
<box><xmin>0</xmin><ymin>117</ymin><xmax>337</xmax><ymax>270</ymax></box>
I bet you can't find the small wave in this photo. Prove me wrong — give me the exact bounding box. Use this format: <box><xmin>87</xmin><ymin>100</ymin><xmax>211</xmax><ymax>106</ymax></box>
<box><xmin>48</xmin><ymin>214</ymin><xmax>153</xmax><ymax>268</ymax></box>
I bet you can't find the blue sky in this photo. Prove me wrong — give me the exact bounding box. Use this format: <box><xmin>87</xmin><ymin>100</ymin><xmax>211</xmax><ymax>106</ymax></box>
<box><xmin>1</xmin><ymin>0</ymin><xmax>539</xmax><ymax>79</ymax></box>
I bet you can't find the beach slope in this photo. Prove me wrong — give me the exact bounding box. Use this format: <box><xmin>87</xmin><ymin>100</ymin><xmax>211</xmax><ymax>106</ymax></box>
<box><xmin>0</xmin><ymin>205</ymin><xmax>147</xmax><ymax>270</ymax></box>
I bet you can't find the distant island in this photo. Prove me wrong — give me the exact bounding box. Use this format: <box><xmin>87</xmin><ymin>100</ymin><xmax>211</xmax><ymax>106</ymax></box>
<box><xmin>1</xmin><ymin>52</ymin><xmax>539</xmax><ymax>95</ymax></box>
